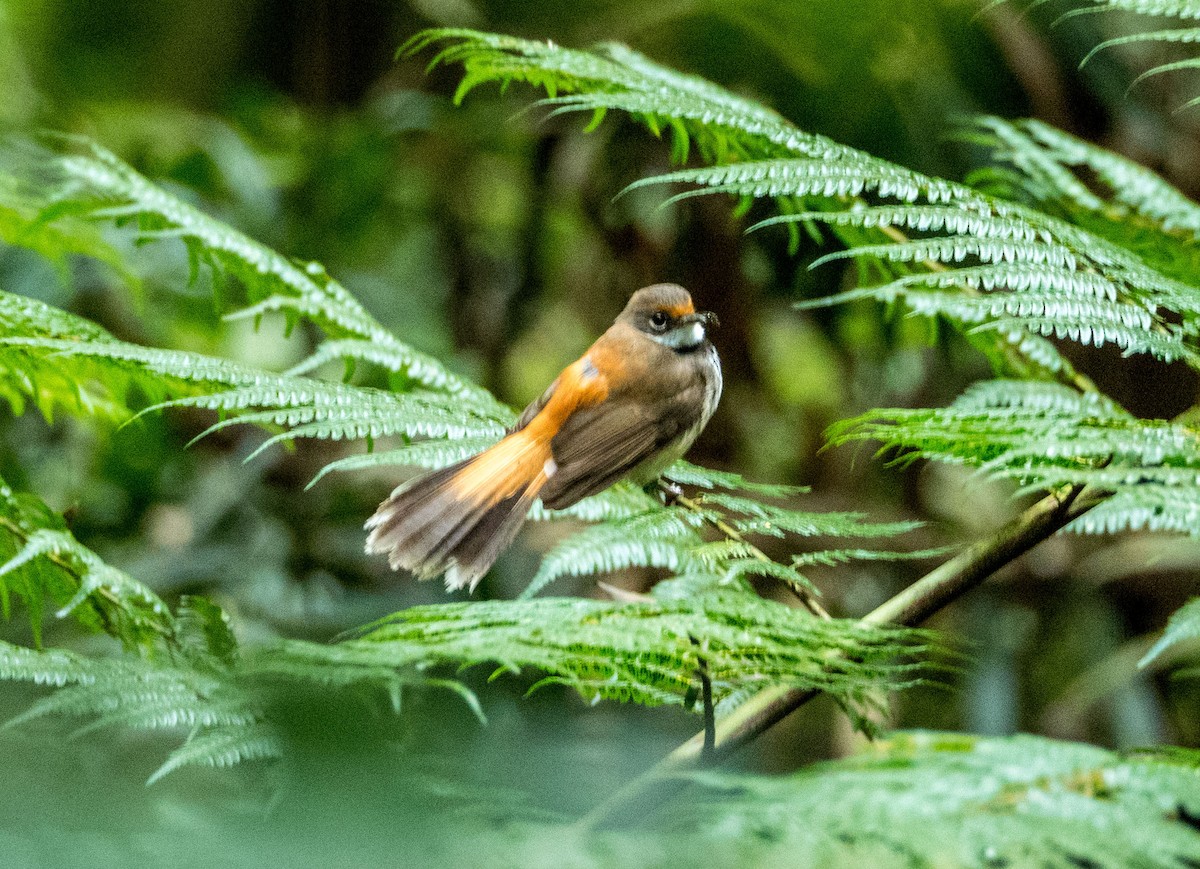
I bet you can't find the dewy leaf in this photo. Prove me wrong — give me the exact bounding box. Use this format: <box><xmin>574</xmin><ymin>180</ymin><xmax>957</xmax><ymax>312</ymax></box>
<box><xmin>0</xmin><ymin>327</ymin><xmax>510</xmax><ymax>445</ymax></box>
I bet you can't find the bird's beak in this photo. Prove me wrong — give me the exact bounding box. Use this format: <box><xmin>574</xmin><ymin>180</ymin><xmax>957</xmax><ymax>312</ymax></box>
<box><xmin>683</xmin><ymin>311</ymin><xmax>719</xmax><ymax>329</ymax></box>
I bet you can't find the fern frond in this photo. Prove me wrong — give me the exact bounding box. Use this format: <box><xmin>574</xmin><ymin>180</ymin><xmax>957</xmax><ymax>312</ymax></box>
<box><xmin>520</xmin><ymin>485</ymin><xmax>924</xmax><ymax>598</ymax></box>
<box><xmin>519</xmin><ymin>508</ymin><xmax>708</xmax><ymax>599</ymax></box>
<box><xmin>639</xmin><ymin>157</ymin><xmax>1200</xmax><ymax>362</ymax></box>
<box><xmin>752</xmin><ymin>204</ymin><xmax>1049</xmax><ymax>243</ymax></box>
<box><xmin>0</xmin><ymin>596</ymin><xmax>462</xmax><ymax>783</ymax></box>
<box><xmin>1065</xmin><ymin>0</ymin><xmax>1200</xmax><ymax>102</ymax></box>
<box><xmin>305</xmin><ymin>437</ymin><xmax>498</xmax><ymax>489</ymax></box>
<box><xmin>628</xmin><ymin>157</ymin><xmax>974</xmax><ymax>206</ymax></box>
<box><xmin>0</xmin><ymin>637</ymin><xmax>255</xmax><ymax>736</ymax></box>
<box><xmin>5</xmin><ymin>137</ymin><xmax>493</xmax><ymax>405</ymax></box>
<box><xmin>419</xmin><ymin>31</ymin><xmax>1200</xmax><ymax>369</ymax></box>
<box><xmin>0</xmin><ymin>144</ymin><xmax>139</xmax><ymax>288</ymax></box>
<box><xmin>282</xmin><ymin>337</ymin><xmax>490</xmax><ymax>405</ymax></box>
<box><xmin>662</xmin><ymin>460</ymin><xmax>809</xmax><ymax>497</ymax></box>
<box><xmin>1065</xmin><ymin>1</ymin><xmax>1200</xmax><ymax>20</ymax></box>
<box><xmin>0</xmin><ymin>326</ymin><xmax>253</xmax><ymax>422</ymax></box>
<box><xmin>0</xmin><ymin>293</ymin><xmax>143</xmax><ymax>420</ymax></box>
<box><xmin>147</xmin><ymin>724</ymin><xmax>284</xmax><ymax>785</ymax></box>
<box><xmin>330</xmin><ymin>591</ymin><xmax>932</xmax><ymax>710</ymax></box>
<box><xmin>970</xmin><ymin>117</ymin><xmax>1200</xmax><ymax>291</ymax></box>
<box><xmin>1140</xmin><ymin>597</ymin><xmax>1200</xmax><ymax>668</ymax></box>
<box><xmin>0</xmin><ymin>475</ymin><xmax>170</xmax><ymax>647</ymax></box>
<box><xmin>700</xmin><ymin>492</ymin><xmax>921</xmax><ymax>540</ymax></box>
<box><xmin>407</xmin><ymin>29</ymin><xmax>837</xmax><ymax>163</ymax></box>
<box><xmin>1068</xmin><ymin>485</ymin><xmax>1200</xmax><ymax>535</ymax></box>
<box><xmin>0</xmin><ymin>330</ymin><xmax>509</xmax><ymax>452</ymax></box>
<box><xmin>0</xmin><ymin>586</ymin><xmax>930</xmax><ymax>782</ymax></box>
<box><xmin>666</xmin><ymin>731</ymin><xmax>1200</xmax><ymax>867</ymax></box>
<box><xmin>833</xmin><ymin>379</ymin><xmax>1200</xmax><ymax>537</ymax></box>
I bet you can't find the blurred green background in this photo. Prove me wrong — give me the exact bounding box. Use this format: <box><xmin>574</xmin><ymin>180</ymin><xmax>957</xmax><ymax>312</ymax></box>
<box><xmin>1</xmin><ymin>0</ymin><xmax>1199</xmax><ymax>861</ymax></box>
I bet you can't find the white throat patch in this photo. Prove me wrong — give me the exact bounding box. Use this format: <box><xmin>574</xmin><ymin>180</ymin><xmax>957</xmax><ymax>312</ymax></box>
<box><xmin>653</xmin><ymin>321</ymin><xmax>705</xmax><ymax>350</ymax></box>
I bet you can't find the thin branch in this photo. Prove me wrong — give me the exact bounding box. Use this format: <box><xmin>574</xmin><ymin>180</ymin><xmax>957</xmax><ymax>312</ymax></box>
<box><xmin>576</xmin><ymin>483</ymin><xmax>1105</xmax><ymax>829</ymax></box>
<box><xmin>690</xmin><ymin>633</ymin><xmax>716</xmax><ymax>758</ymax></box>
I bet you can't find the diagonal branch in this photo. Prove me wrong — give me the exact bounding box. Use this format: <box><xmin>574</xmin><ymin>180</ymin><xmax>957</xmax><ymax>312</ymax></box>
<box><xmin>577</xmin><ymin>482</ymin><xmax>1106</xmax><ymax>829</ymax></box>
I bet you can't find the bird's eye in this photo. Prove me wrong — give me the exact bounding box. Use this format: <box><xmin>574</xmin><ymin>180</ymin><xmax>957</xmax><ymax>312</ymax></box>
<box><xmin>649</xmin><ymin>311</ymin><xmax>669</xmax><ymax>331</ymax></box>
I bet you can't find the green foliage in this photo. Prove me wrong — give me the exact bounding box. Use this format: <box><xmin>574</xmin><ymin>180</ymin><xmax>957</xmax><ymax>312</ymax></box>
<box><xmin>1141</xmin><ymin>597</ymin><xmax>1200</xmax><ymax>671</ymax></box>
<box><xmin>656</xmin><ymin>159</ymin><xmax>1196</xmax><ymax>363</ymax></box>
<box><xmin>1</xmin><ymin>141</ymin><xmax>915</xmax><ymax>602</ymax></box>
<box><xmin>972</xmin><ymin>117</ymin><xmax>1200</xmax><ymax>237</ymax></box>
<box><xmin>1068</xmin><ymin>0</ymin><xmax>1200</xmax><ymax>107</ymax></box>
<box><xmin>0</xmin><ymin>120</ymin><xmax>940</xmax><ymax>782</ymax></box>
<box><xmin>305</xmin><ymin>591</ymin><xmax>929</xmax><ymax>710</ymax></box>
<box><xmin>832</xmin><ymin>380</ymin><xmax>1200</xmax><ymax>536</ymax></box>
<box><xmin>967</xmin><ymin>116</ymin><xmax>1200</xmax><ymax>284</ymax></box>
<box><xmin>522</xmin><ymin>489</ymin><xmax>922</xmax><ymax>599</ymax></box>
<box><xmin>418</xmin><ymin>30</ymin><xmax>1200</xmax><ymax>376</ymax></box>
<box><xmin>0</xmin><ymin>504</ymin><xmax>931</xmax><ymax>780</ymax></box>
<box><xmin>406</xmin><ymin>29</ymin><xmax>832</xmax><ymax>163</ymax></box>
<box><xmin>1</xmin><ymin>322</ymin><xmax>507</xmax><ymax>446</ymax></box>
<box><xmin>19</xmin><ymin>137</ymin><xmax>493</xmax><ymax>403</ymax></box>
<box><xmin>660</xmin><ymin>731</ymin><xmax>1200</xmax><ymax>867</ymax></box>
<box><xmin>0</xmin><ymin>474</ymin><xmax>169</xmax><ymax>647</ymax></box>
<box><xmin>0</xmin><ymin>611</ymin><xmax>280</xmax><ymax>785</ymax></box>
<box><xmin>4</xmin><ymin>15</ymin><xmax>1200</xmax><ymax>864</ymax></box>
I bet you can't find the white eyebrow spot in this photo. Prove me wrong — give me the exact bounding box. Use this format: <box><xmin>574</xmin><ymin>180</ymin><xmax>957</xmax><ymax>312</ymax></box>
<box><xmin>544</xmin><ymin>458</ymin><xmax>558</xmax><ymax>478</ymax></box>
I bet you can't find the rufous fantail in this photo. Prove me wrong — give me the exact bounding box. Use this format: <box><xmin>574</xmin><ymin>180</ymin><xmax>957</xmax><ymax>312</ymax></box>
<box><xmin>365</xmin><ymin>283</ymin><xmax>722</xmax><ymax>590</ymax></box>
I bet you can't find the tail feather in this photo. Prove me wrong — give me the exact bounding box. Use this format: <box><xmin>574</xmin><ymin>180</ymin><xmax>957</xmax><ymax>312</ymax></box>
<box><xmin>365</xmin><ymin>432</ymin><xmax>549</xmax><ymax>590</ymax></box>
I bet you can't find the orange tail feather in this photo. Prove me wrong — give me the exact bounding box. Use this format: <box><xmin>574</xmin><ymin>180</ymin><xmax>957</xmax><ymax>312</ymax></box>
<box><xmin>364</xmin><ymin>432</ymin><xmax>551</xmax><ymax>590</ymax></box>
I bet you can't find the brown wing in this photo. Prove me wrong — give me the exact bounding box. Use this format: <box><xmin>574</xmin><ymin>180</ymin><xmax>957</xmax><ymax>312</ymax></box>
<box><xmin>511</xmin><ymin>377</ymin><xmax>559</xmax><ymax>434</ymax></box>
<box><xmin>512</xmin><ymin>327</ymin><xmax>705</xmax><ymax>510</ymax></box>
<box><xmin>539</xmin><ymin>397</ymin><xmax>683</xmax><ymax>510</ymax></box>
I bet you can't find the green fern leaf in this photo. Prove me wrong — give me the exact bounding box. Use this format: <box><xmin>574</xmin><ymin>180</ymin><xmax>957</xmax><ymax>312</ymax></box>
<box><xmin>3</xmin><ymin>137</ymin><xmax>492</xmax><ymax>405</ymax></box>
<box><xmin>665</xmin><ymin>731</ymin><xmax>1200</xmax><ymax>867</ymax></box>
<box><xmin>0</xmin><ymin>475</ymin><xmax>170</xmax><ymax>647</ymax></box>
<box><xmin>832</xmin><ymin>379</ymin><xmax>1200</xmax><ymax>539</ymax></box>
<box><xmin>146</xmin><ymin>724</ymin><xmax>284</xmax><ymax>785</ymax></box>
<box><xmin>519</xmin><ymin>509</ymin><xmax>708</xmax><ymax>599</ymax></box>
<box><xmin>407</xmin><ymin>29</ymin><xmax>830</xmax><ymax>162</ymax></box>
<box><xmin>339</xmin><ymin>591</ymin><xmax>932</xmax><ymax>710</ymax></box>
<box><xmin>1140</xmin><ymin>597</ymin><xmax>1200</xmax><ymax>668</ymax></box>
<box><xmin>418</xmin><ymin>31</ymin><xmax>1200</xmax><ymax>370</ymax></box>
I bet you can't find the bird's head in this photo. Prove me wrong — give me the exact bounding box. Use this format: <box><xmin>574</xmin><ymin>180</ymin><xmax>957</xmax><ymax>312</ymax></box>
<box><xmin>619</xmin><ymin>284</ymin><xmax>718</xmax><ymax>352</ymax></box>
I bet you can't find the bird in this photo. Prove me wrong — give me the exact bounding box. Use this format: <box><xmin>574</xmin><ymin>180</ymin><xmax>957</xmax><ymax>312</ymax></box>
<box><xmin>365</xmin><ymin>283</ymin><xmax>722</xmax><ymax>591</ymax></box>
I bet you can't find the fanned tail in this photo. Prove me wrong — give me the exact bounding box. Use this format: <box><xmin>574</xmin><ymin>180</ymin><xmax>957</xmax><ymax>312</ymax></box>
<box><xmin>364</xmin><ymin>431</ymin><xmax>550</xmax><ymax>590</ymax></box>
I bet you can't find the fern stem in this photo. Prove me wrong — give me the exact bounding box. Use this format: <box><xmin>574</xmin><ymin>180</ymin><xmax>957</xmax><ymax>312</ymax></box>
<box><xmin>577</xmin><ymin>483</ymin><xmax>1104</xmax><ymax>830</ymax></box>
<box><xmin>674</xmin><ymin>493</ymin><xmax>832</xmax><ymax>619</ymax></box>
